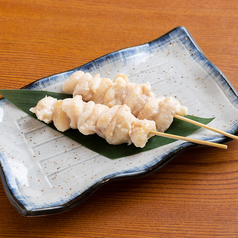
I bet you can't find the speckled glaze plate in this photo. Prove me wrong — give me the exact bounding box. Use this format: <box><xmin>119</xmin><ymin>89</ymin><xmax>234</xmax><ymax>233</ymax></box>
<box><xmin>0</xmin><ymin>26</ymin><xmax>238</xmax><ymax>216</ymax></box>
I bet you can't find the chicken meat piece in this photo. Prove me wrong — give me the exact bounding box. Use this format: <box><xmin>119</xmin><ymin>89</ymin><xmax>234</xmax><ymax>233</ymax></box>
<box><xmin>30</xmin><ymin>96</ymin><xmax>57</xmax><ymax>124</ymax></box>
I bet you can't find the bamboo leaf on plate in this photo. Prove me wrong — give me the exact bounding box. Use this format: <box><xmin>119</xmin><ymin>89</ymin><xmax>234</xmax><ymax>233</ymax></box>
<box><xmin>0</xmin><ymin>89</ymin><xmax>214</xmax><ymax>159</ymax></box>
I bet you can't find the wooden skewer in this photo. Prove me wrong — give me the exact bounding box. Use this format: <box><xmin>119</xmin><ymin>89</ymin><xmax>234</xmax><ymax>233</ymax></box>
<box><xmin>150</xmin><ymin>130</ymin><xmax>227</xmax><ymax>149</ymax></box>
<box><xmin>174</xmin><ymin>115</ymin><xmax>238</xmax><ymax>140</ymax></box>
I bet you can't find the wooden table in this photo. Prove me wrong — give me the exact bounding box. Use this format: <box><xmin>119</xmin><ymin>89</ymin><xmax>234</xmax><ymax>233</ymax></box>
<box><xmin>0</xmin><ymin>0</ymin><xmax>238</xmax><ymax>237</ymax></box>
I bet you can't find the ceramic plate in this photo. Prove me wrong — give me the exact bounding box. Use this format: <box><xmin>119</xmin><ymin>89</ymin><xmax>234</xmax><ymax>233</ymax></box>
<box><xmin>0</xmin><ymin>26</ymin><xmax>238</xmax><ymax>216</ymax></box>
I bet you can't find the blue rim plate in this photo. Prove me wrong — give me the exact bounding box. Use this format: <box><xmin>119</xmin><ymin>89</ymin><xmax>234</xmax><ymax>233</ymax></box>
<box><xmin>0</xmin><ymin>26</ymin><xmax>238</xmax><ymax>216</ymax></box>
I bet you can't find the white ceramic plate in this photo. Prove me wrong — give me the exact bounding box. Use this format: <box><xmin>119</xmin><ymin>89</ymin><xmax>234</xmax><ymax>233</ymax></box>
<box><xmin>0</xmin><ymin>26</ymin><xmax>237</xmax><ymax>216</ymax></box>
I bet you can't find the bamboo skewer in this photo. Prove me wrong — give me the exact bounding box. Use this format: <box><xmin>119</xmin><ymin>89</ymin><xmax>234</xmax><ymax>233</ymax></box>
<box><xmin>150</xmin><ymin>130</ymin><xmax>227</xmax><ymax>149</ymax></box>
<box><xmin>174</xmin><ymin>115</ymin><xmax>238</xmax><ymax>140</ymax></box>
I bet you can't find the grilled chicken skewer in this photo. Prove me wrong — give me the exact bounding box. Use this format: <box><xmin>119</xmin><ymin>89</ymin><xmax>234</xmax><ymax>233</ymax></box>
<box><xmin>63</xmin><ymin>71</ymin><xmax>238</xmax><ymax>142</ymax></box>
<box><xmin>62</xmin><ymin>71</ymin><xmax>188</xmax><ymax>132</ymax></box>
<box><xmin>30</xmin><ymin>95</ymin><xmax>227</xmax><ymax>150</ymax></box>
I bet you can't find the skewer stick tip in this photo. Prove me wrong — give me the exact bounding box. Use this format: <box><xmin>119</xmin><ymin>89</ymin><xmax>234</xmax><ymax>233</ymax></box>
<box><xmin>174</xmin><ymin>115</ymin><xmax>238</xmax><ymax>141</ymax></box>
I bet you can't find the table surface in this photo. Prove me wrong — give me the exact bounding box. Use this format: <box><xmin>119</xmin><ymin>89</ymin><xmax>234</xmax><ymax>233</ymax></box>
<box><xmin>0</xmin><ymin>0</ymin><xmax>238</xmax><ymax>237</ymax></box>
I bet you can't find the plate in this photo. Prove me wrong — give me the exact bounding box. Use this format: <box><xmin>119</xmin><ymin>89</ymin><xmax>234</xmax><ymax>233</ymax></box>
<box><xmin>0</xmin><ymin>26</ymin><xmax>238</xmax><ymax>216</ymax></box>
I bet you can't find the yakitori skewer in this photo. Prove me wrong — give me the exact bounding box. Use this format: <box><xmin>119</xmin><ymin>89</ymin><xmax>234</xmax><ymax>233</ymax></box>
<box><xmin>63</xmin><ymin>71</ymin><xmax>236</xmax><ymax>142</ymax></box>
<box><xmin>30</xmin><ymin>95</ymin><xmax>227</xmax><ymax>150</ymax></box>
<box><xmin>62</xmin><ymin>71</ymin><xmax>188</xmax><ymax>132</ymax></box>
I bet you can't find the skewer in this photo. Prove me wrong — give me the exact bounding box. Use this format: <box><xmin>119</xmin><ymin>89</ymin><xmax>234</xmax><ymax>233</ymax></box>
<box><xmin>63</xmin><ymin>71</ymin><xmax>188</xmax><ymax>132</ymax></box>
<box><xmin>174</xmin><ymin>115</ymin><xmax>238</xmax><ymax>140</ymax></box>
<box><xmin>30</xmin><ymin>94</ymin><xmax>228</xmax><ymax>150</ymax></box>
<box><xmin>150</xmin><ymin>130</ymin><xmax>227</xmax><ymax>149</ymax></box>
<box><xmin>62</xmin><ymin>71</ymin><xmax>235</xmax><ymax>141</ymax></box>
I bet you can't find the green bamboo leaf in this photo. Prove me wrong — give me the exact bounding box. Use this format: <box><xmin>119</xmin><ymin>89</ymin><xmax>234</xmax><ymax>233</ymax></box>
<box><xmin>0</xmin><ymin>89</ymin><xmax>214</xmax><ymax>159</ymax></box>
